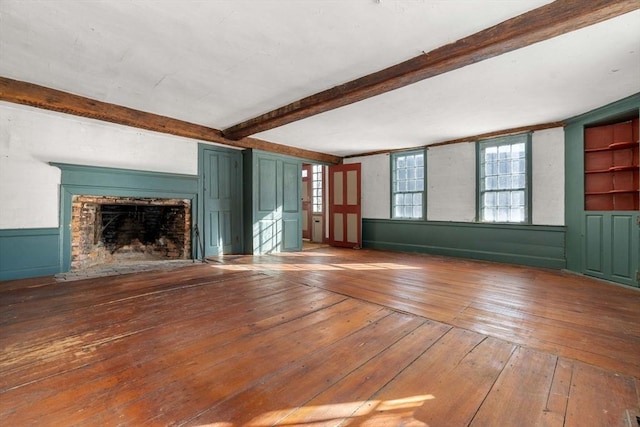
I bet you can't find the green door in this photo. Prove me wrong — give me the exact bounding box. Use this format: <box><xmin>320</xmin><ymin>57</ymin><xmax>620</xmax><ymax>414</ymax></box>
<box><xmin>201</xmin><ymin>148</ymin><xmax>242</xmax><ymax>256</ymax></box>
<box><xmin>250</xmin><ymin>152</ymin><xmax>302</xmax><ymax>254</ymax></box>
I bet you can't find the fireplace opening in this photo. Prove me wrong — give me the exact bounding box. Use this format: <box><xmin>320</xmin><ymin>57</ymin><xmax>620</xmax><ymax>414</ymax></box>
<box><xmin>71</xmin><ymin>196</ymin><xmax>191</xmax><ymax>270</ymax></box>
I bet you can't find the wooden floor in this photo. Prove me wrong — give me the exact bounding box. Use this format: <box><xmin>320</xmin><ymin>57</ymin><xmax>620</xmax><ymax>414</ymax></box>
<box><xmin>1</xmin><ymin>247</ymin><xmax>639</xmax><ymax>426</ymax></box>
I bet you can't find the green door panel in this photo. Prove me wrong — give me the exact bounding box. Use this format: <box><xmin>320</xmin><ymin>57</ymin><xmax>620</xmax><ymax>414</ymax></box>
<box><xmin>584</xmin><ymin>215</ymin><xmax>604</xmax><ymax>275</ymax></box>
<box><xmin>611</xmin><ymin>214</ymin><xmax>635</xmax><ymax>282</ymax></box>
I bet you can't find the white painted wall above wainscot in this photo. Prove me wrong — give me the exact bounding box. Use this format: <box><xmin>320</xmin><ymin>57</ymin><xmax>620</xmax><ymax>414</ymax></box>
<box><xmin>344</xmin><ymin>153</ymin><xmax>390</xmax><ymax>219</ymax></box>
<box><xmin>532</xmin><ymin>127</ymin><xmax>564</xmax><ymax>226</ymax></box>
<box><xmin>427</xmin><ymin>142</ymin><xmax>476</xmax><ymax>222</ymax></box>
<box><xmin>0</xmin><ymin>102</ymin><xmax>199</xmax><ymax>229</ymax></box>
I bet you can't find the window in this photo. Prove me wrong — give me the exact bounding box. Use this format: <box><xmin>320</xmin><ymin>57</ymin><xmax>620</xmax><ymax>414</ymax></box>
<box><xmin>478</xmin><ymin>133</ymin><xmax>530</xmax><ymax>223</ymax></box>
<box><xmin>392</xmin><ymin>150</ymin><xmax>425</xmax><ymax>219</ymax></box>
<box><xmin>312</xmin><ymin>164</ymin><xmax>323</xmax><ymax>213</ymax></box>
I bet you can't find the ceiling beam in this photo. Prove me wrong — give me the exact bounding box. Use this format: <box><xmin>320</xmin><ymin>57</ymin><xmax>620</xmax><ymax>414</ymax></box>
<box><xmin>0</xmin><ymin>77</ymin><xmax>342</xmax><ymax>165</ymax></box>
<box><xmin>223</xmin><ymin>0</ymin><xmax>639</xmax><ymax>140</ymax></box>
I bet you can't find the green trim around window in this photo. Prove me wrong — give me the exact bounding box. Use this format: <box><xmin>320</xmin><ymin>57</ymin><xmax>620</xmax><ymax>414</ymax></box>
<box><xmin>476</xmin><ymin>132</ymin><xmax>532</xmax><ymax>224</ymax></box>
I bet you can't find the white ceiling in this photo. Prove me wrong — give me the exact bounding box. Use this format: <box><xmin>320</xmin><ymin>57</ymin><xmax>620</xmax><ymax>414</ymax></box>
<box><xmin>1</xmin><ymin>0</ymin><xmax>639</xmax><ymax>157</ymax></box>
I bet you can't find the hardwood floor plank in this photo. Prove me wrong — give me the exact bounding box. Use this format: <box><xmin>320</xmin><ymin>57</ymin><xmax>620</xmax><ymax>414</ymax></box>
<box><xmin>0</xmin><ymin>274</ymin><xmax>306</xmax><ymax>390</ymax></box>
<box><xmin>184</xmin><ymin>312</ymin><xmax>427</xmax><ymax>425</ymax></box>
<box><xmin>87</xmin><ymin>299</ymin><xmax>390</xmax><ymax>425</ymax></box>
<box><xmin>274</xmin><ymin>319</ymin><xmax>451</xmax><ymax>426</ymax></box>
<box><xmin>564</xmin><ymin>361</ymin><xmax>639</xmax><ymax>427</ymax></box>
<box><xmin>470</xmin><ymin>347</ymin><xmax>559</xmax><ymax>426</ymax></box>
<box><xmin>544</xmin><ymin>358</ymin><xmax>573</xmax><ymax>426</ymax></box>
<box><xmin>346</xmin><ymin>328</ymin><xmax>516</xmax><ymax>426</ymax></box>
<box><xmin>1</xmin><ymin>280</ymin><xmax>345</xmax><ymax>423</ymax></box>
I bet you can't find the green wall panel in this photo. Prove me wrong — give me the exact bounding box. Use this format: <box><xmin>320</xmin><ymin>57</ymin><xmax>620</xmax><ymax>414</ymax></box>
<box><xmin>362</xmin><ymin>219</ymin><xmax>565</xmax><ymax>269</ymax></box>
<box><xmin>0</xmin><ymin>228</ymin><xmax>60</xmax><ymax>281</ymax></box>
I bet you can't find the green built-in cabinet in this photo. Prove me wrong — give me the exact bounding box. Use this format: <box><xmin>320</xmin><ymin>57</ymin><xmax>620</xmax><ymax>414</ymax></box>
<box><xmin>243</xmin><ymin>150</ymin><xmax>302</xmax><ymax>254</ymax></box>
<box><xmin>565</xmin><ymin>93</ymin><xmax>640</xmax><ymax>288</ymax></box>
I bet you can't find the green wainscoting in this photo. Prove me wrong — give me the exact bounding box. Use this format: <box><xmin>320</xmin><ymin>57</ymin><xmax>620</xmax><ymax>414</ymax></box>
<box><xmin>53</xmin><ymin>163</ymin><xmax>198</xmax><ymax>273</ymax></box>
<box><xmin>362</xmin><ymin>219</ymin><xmax>566</xmax><ymax>269</ymax></box>
<box><xmin>0</xmin><ymin>228</ymin><xmax>60</xmax><ymax>281</ymax></box>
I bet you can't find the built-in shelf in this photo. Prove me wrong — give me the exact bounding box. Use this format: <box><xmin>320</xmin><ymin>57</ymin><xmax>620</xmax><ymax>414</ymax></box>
<box><xmin>585</xmin><ymin>141</ymin><xmax>638</xmax><ymax>152</ymax></box>
<box><xmin>586</xmin><ymin>190</ymin><xmax>640</xmax><ymax>195</ymax></box>
<box><xmin>585</xmin><ymin>165</ymin><xmax>638</xmax><ymax>174</ymax></box>
<box><xmin>584</xmin><ymin>118</ymin><xmax>639</xmax><ymax>211</ymax></box>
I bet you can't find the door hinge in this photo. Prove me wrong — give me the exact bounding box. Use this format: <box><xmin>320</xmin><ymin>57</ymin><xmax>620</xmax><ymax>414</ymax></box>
<box><xmin>637</xmin><ymin>271</ymin><xmax>640</xmax><ymax>283</ymax></box>
<box><xmin>637</xmin><ymin>215</ymin><xmax>640</xmax><ymax>226</ymax></box>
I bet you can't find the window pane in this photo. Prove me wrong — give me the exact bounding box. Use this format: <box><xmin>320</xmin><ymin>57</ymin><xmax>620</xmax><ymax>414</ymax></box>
<box><xmin>498</xmin><ymin>175</ymin><xmax>509</xmax><ymax>189</ymax></box>
<box><xmin>484</xmin><ymin>192</ymin><xmax>495</xmax><ymax>207</ymax></box>
<box><xmin>498</xmin><ymin>160</ymin><xmax>509</xmax><ymax>174</ymax></box>
<box><xmin>485</xmin><ymin>161</ymin><xmax>496</xmax><ymax>176</ymax></box>
<box><xmin>486</xmin><ymin>176</ymin><xmax>497</xmax><ymax>190</ymax></box>
<box><xmin>512</xmin><ymin>191</ymin><xmax>524</xmax><ymax>206</ymax></box>
<box><xmin>512</xmin><ymin>143</ymin><xmax>525</xmax><ymax>157</ymax></box>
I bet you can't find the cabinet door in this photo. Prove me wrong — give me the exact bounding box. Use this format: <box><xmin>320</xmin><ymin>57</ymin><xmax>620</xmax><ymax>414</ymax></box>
<box><xmin>584</xmin><ymin>212</ymin><xmax>639</xmax><ymax>287</ymax></box>
<box><xmin>202</xmin><ymin>149</ymin><xmax>242</xmax><ymax>256</ymax></box>
<box><xmin>252</xmin><ymin>154</ymin><xmax>302</xmax><ymax>254</ymax></box>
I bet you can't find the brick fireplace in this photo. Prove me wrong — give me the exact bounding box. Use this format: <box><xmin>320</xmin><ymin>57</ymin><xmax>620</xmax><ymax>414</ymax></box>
<box><xmin>71</xmin><ymin>195</ymin><xmax>191</xmax><ymax>270</ymax></box>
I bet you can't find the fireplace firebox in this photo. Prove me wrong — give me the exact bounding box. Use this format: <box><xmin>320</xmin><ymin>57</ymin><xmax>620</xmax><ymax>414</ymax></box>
<box><xmin>71</xmin><ymin>195</ymin><xmax>191</xmax><ymax>270</ymax></box>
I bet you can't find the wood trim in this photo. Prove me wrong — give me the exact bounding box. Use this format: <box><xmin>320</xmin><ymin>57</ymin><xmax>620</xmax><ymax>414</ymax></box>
<box><xmin>0</xmin><ymin>77</ymin><xmax>342</xmax><ymax>165</ymax></box>
<box><xmin>344</xmin><ymin>121</ymin><xmax>565</xmax><ymax>158</ymax></box>
<box><xmin>223</xmin><ymin>0</ymin><xmax>638</xmax><ymax>140</ymax></box>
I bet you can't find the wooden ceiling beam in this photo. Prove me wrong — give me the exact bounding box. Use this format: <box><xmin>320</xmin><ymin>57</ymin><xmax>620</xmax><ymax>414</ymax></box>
<box><xmin>222</xmin><ymin>0</ymin><xmax>639</xmax><ymax>140</ymax></box>
<box><xmin>0</xmin><ymin>77</ymin><xmax>342</xmax><ymax>165</ymax></box>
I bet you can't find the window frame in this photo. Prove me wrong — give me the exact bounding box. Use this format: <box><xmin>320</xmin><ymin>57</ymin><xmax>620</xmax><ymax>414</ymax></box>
<box><xmin>390</xmin><ymin>149</ymin><xmax>426</xmax><ymax>220</ymax></box>
<box><xmin>311</xmin><ymin>164</ymin><xmax>323</xmax><ymax>214</ymax></box>
<box><xmin>476</xmin><ymin>133</ymin><xmax>532</xmax><ymax>224</ymax></box>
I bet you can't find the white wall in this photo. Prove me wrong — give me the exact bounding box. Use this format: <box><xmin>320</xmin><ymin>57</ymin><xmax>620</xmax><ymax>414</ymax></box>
<box><xmin>346</xmin><ymin>127</ymin><xmax>565</xmax><ymax>225</ymax></box>
<box><xmin>427</xmin><ymin>142</ymin><xmax>476</xmax><ymax>222</ymax></box>
<box><xmin>532</xmin><ymin>127</ymin><xmax>564</xmax><ymax>225</ymax></box>
<box><xmin>344</xmin><ymin>153</ymin><xmax>390</xmax><ymax>219</ymax></box>
<box><xmin>0</xmin><ymin>102</ymin><xmax>199</xmax><ymax>229</ymax></box>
